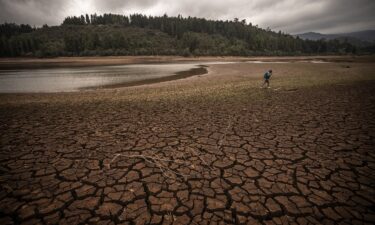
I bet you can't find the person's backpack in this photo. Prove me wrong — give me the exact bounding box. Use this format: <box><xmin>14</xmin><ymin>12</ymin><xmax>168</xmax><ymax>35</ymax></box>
<box><xmin>264</xmin><ymin>72</ymin><xmax>270</xmax><ymax>79</ymax></box>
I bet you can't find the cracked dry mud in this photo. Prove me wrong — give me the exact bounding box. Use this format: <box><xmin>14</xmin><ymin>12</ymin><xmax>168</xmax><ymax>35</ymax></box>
<box><xmin>0</xmin><ymin>63</ymin><xmax>375</xmax><ymax>225</ymax></box>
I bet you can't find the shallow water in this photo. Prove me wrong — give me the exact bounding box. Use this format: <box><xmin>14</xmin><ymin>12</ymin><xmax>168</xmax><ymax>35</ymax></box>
<box><xmin>0</xmin><ymin>62</ymin><xmax>208</xmax><ymax>93</ymax></box>
<box><xmin>246</xmin><ymin>61</ymin><xmax>290</xmax><ymax>64</ymax></box>
<box><xmin>246</xmin><ymin>60</ymin><xmax>330</xmax><ymax>64</ymax></box>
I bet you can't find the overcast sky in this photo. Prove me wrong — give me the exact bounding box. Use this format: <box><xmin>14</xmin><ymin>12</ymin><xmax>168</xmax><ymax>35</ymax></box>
<box><xmin>1</xmin><ymin>0</ymin><xmax>374</xmax><ymax>34</ymax></box>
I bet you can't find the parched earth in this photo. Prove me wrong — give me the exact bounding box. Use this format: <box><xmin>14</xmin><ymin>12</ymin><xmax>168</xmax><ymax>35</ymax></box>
<box><xmin>0</xmin><ymin>62</ymin><xmax>375</xmax><ymax>224</ymax></box>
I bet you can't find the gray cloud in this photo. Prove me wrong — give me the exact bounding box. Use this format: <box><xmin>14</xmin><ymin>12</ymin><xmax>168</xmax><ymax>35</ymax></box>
<box><xmin>256</xmin><ymin>0</ymin><xmax>375</xmax><ymax>33</ymax></box>
<box><xmin>0</xmin><ymin>0</ymin><xmax>70</xmax><ymax>26</ymax></box>
<box><xmin>92</xmin><ymin>0</ymin><xmax>155</xmax><ymax>12</ymax></box>
<box><xmin>0</xmin><ymin>0</ymin><xmax>374</xmax><ymax>34</ymax></box>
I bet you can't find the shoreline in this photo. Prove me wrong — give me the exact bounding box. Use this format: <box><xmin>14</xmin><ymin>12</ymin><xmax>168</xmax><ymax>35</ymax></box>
<box><xmin>84</xmin><ymin>66</ymin><xmax>208</xmax><ymax>90</ymax></box>
<box><xmin>0</xmin><ymin>55</ymin><xmax>372</xmax><ymax>70</ymax></box>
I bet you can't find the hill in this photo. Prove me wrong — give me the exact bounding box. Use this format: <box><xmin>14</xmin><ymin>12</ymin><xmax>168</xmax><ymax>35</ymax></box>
<box><xmin>0</xmin><ymin>13</ymin><xmax>361</xmax><ymax>57</ymax></box>
<box><xmin>296</xmin><ymin>30</ymin><xmax>375</xmax><ymax>47</ymax></box>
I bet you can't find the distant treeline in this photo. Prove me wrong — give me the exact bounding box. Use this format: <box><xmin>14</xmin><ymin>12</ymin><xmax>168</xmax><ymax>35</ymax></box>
<box><xmin>0</xmin><ymin>13</ymin><xmax>372</xmax><ymax>57</ymax></box>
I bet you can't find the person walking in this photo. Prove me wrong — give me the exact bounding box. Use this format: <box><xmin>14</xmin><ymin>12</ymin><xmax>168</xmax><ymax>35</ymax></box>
<box><xmin>261</xmin><ymin>69</ymin><xmax>272</xmax><ymax>88</ymax></box>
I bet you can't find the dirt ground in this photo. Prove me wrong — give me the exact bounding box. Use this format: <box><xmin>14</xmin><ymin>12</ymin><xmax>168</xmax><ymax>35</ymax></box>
<box><xmin>0</xmin><ymin>57</ymin><xmax>375</xmax><ymax>224</ymax></box>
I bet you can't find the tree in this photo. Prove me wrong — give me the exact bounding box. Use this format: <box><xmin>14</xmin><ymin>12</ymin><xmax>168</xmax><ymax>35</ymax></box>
<box><xmin>86</xmin><ymin>14</ymin><xmax>91</xmax><ymax>24</ymax></box>
<box><xmin>0</xmin><ymin>13</ymin><xmax>359</xmax><ymax>57</ymax></box>
<box><xmin>64</xmin><ymin>34</ymin><xmax>83</xmax><ymax>54</ymax></box>
<box><xmin>182</xmin><ymin>32</ymin><xmax>200</xmax><ymax>54</ymax></box>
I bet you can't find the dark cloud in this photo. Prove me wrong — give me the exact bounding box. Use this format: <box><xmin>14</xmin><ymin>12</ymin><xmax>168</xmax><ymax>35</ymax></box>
<box><xmin>0</xmin><ymin>0</ymin><xmax>374</xmax><ymax>34</ymax></box>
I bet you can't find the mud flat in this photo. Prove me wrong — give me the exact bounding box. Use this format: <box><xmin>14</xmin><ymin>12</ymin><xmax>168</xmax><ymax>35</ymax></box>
<box><xmin>0</xmin><ymin>56</ymin><xmax>374</xmax><ymax>224</ymax></box>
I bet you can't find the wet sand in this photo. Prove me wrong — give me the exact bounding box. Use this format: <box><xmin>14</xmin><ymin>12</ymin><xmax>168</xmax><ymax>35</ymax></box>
<box><xmin>95</xmin><ymin>66</ymin><xmax>208</xmax><ymax>90</ymax></box>
<box><xmin>0</xmin><ymin>56</ymin><xmax>375</xmax><ymax>224</ymax></box>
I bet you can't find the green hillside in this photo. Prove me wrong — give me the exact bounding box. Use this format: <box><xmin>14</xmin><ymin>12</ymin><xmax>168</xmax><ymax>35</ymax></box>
<box><xmin>0</xmin><ymin>13</ymin><xmax>360</xmax><ymax>57</ymax></box>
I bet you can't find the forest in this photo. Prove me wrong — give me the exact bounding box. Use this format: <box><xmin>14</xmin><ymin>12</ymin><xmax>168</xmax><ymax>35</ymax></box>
<box><xmin>0</xmin><ymin>13</ymin><xmax>368</xmax><ymax>57</ymax></box>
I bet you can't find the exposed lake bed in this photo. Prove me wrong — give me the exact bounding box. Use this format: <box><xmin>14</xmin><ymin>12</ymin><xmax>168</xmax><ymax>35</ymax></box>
<box><xmin>0</xmin><ymin>56</ymin><xmax>374</xmax><ymax>224</ymax></box>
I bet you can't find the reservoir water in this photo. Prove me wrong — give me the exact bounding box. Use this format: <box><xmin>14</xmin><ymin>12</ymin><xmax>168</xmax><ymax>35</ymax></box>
<box><xmin>0</xmin><ymin>62</ymin><xmax>207</xmax><ymax>93</ymax></box>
